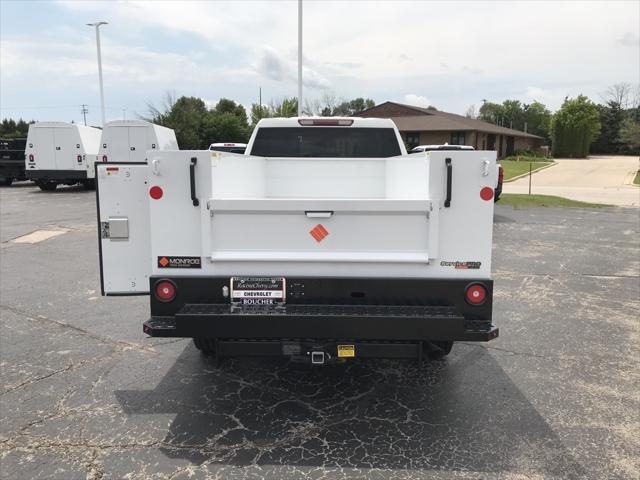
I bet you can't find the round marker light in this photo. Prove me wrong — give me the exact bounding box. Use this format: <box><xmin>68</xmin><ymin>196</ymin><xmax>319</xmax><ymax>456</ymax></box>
<box><xmin>480</xmin><ymin>187</ymin><xmax>494</xmax><ymax>201</ymax></box>
<box><xmin>465</xmin><ymin>283</ymin><xmax>487</xmax><ymax>305</ymax></box>
<box><xmin>155</xmin><ymin>280</ymin><xmax>176</xmax><ymax>302</ymax></box>
<box><xmin>149</xmin><ymin>186</ymin><xmax>163</xmax><ymax>200</ymax></box>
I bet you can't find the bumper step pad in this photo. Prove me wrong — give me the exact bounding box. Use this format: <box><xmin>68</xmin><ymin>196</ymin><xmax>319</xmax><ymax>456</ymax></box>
<box><xmin>143</xmin><ymin>303</ymin><xmax>498</xmax><ymax>342</ymax></box>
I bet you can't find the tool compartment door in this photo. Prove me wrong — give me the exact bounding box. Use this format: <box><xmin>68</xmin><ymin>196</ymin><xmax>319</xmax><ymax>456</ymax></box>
<box><xmin>53</xmin><ymin>127</ymin><xmax>74</xmax><ymax>170</ymax></box>
<box><xmin>96</xmin><ymin>163</ymin><xmax>150</xmax><ymax>295</ymax></box>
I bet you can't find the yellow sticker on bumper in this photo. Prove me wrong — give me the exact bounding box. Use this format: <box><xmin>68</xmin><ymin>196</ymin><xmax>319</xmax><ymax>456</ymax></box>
<box><xmin>337</xmin><ymin>345</ymin><xmax>355</xmax><ymax>358</ymax></box>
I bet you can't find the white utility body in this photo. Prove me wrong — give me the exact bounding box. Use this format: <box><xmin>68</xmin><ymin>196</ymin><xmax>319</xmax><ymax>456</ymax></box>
<box><xmin>26</xmin><ymin>122</ymin><xmax>101</xmax><ymax>190</ymax></box>
<box><xmin>97</xmin><ymin>117</ymin><xmax>499</xmax><ymax>362</ymax></box>
<box><xmin>99</xmin><ymin>120</ymin><xmax>178</xmax><ymax>163</ymax></box>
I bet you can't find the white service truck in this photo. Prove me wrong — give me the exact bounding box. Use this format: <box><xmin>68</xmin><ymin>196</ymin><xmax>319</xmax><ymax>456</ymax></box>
<box><xmin>96</xmin><ymin>117</ymin><xmax>499</xmax><ymax>363</ymax></box>
<box><xmin>26</xmin><ymin>122</ymin><xmax>102</xmax><ymax>190</ymax></box>
<box><xmin>98</xmin><ymin>120</ymin><xmax>178</xmax><ymax>163</ymax></box>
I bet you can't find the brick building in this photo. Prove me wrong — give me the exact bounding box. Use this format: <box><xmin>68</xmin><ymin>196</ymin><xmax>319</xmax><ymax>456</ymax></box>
<box><xmin>358</xmin><ymin>101</ymin><xmax>544</xmax><ymax>157</ymax></box>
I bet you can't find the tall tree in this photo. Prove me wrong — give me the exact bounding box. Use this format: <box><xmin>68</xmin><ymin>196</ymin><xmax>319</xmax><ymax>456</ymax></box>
<box><xmin>618</xmin><ymin>118</ymin><xmax>640</xmax><ymax>152</ymax></box>
<box><xmin>591</xmin><ymin>101</ymin><xmax>625</xmax><ymax>153</ymax></box>
<box><xmin>550</xmin><ymin>95</ymin><xmax>601</xmax><ymax>158</ymax></box>
<box><xmin>522</xmin><ymin>101</ymin><xmax>552</xmax><ymax>140</ymax></box>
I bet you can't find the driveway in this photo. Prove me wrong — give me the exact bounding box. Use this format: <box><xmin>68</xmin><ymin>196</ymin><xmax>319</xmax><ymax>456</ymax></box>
<box><xmin>503</xmin><ymin>155</ymin><xmax>640</xmax><ymax>207</ymax></box>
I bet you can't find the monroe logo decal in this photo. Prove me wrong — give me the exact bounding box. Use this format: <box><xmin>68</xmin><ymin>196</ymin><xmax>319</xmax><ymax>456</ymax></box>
<box><xmin>440</xmin><ymin>260</ymin><xmax>481</xmax><ymax>269</ymax></box>
<box><xmin>157</xmin><ymin>256</ymin><xmax>201</xmax><ymax>268</ymax></box>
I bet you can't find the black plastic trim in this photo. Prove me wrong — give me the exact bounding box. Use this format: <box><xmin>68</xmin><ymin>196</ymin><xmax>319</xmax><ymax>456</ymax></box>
<box><xmin>26</xmin><ymin>169</ymin><xmax>88</xmax><ymax>180</ymax></box>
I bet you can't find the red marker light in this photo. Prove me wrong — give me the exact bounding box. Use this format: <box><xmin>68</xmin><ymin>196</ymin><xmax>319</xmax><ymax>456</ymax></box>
<box><xmin>102</xmin><ymin>155</ymin><xmax>108</xmax><ymax>162</ymax></box>
<box><xmin>465</xmin><ymin>283</ymin><xmax>487</xmax><ymax>305</ymax></box>
<box><xmin>155</xmin><ymin>280</ymin><xmax>176</xmax><ymax>302</ymax></box>
<box><xmin>77</xmin><ymin>155</ymin><xmax>82</xmax><ymax>163</ymax></box>
<box><xmin>480</xmin><ymin>187</ymin><xmax>494</xmax><ymax>201</ymax></box>
<box><xmin>28</xmin><ymin>154</ymin><xmax>34</xmax><ymax>162</ymax></box>
<box><xmin>149</xmin><ymin>186</ymin><xmax>163</xmax><ymax>200</ymax></box>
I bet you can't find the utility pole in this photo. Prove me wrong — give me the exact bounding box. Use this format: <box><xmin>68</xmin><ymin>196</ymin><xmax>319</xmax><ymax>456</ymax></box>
<box><xmin>87</xmin><ymin>21</ymin><xmax>108</xmax><ymax>126</ymax></box>
<box><xmin>81</xmin><ymin>104</ymin><xmax>88</xmax><ymax>126</ymax></box>
<box><xmin>297</xmin><ymin>0</ymin><xmax>302</xmax><ymax>117</ymax></box>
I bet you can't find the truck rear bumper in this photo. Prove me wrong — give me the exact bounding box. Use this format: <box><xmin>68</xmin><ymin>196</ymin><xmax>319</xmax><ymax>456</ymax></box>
<box><xmin>144</xmin><ymin>303</ymin><xmax>498</xmax><ymax>342</ymax></box>
<box><xmin>26</xmin><ymin>169</ymin><xmax>87</xmax><ymax>181</ymax></box>
<box><xmin>145</xmin><ymin>276</ymin><xmax>498</xmax><ymax>350</ymax></box>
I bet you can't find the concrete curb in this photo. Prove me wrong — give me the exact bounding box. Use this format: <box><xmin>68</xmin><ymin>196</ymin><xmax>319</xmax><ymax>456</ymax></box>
<box><xmin>503</xmin><ymin>161</ymin><xmax>557</xmax><ymax>183</ymax></box>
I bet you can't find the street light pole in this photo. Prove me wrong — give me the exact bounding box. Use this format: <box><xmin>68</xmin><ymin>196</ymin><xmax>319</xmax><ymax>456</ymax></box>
<box><xmin>297</xmin><ymin>0</ymin><xmax>302</xmax><ymax>117</ymax></box>
<box><xmin>87</xmin><ymin>21</ymin><xmax>108</xmax><ymax>126</ymax></box>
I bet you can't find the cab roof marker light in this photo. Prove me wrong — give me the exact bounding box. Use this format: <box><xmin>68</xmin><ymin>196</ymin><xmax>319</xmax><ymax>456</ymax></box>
<box><xmin>298</xmin><ymin>119</ymin><xmax>354</xmax><ymax>126</ymax></box>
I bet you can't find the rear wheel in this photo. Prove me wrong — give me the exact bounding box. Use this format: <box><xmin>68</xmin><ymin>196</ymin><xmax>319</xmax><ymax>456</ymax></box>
<box><xmin>82</xmin><ymin>179</ymin><xmax>96</xmax><ymax>190</ymax></box>
<box><xmin>193</xmin><ymin>337</ymin><xmax>217</xmax><ymax>356</ymax></box>
<box><xmin>37</xmin><ymin>180</ymin><xmax>57</xmax><ymax>191</ymax></box>
<box><xmin>424</xmin><ymin>340</ymin><xmax>454</xmax><ymax>359</ymax></box>
<box><xmin>0</xmin><ymin>178</ymin><xmax>13</xmax><ymax>186</ymax></box>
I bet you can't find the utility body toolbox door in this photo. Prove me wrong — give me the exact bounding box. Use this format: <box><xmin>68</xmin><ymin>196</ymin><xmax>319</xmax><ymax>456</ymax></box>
<box><xmin>128</xmin><ymin>127</ymin><xmax>148</xmax><ymax>162</ymax></box>
<box><xmin>33</xmin><ymin>128</ymin><xmax>55</xmax><ymax>170</ymax></box>
<box><xmin>53</xmin><ymin>127</ymin><xmax>74</xmax><ymax>170</ymax></box>
<box><xmin>96</xmin><ymin>162</ymin><xmax>150</xmax><ymax>295</ymax></box>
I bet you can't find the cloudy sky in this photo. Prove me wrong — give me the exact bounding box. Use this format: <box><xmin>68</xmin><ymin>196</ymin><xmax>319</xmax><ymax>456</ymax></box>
<box><xmin>1</xmin><ymin>0</ymin><xmax>638</xmax><ymax>125</ymax></box>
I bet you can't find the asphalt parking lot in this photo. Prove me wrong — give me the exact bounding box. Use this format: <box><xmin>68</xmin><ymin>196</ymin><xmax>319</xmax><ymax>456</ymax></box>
<box><xmin>1</xmin><ymin>182</ymin><xmax>639</xmax><ymax>480</ymax></box>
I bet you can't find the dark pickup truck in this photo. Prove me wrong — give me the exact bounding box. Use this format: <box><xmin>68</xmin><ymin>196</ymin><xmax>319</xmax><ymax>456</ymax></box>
<box><xmin>0</xmin><ymin>138</ymin><xmax>27</xmax><ymax>186</ymax></box>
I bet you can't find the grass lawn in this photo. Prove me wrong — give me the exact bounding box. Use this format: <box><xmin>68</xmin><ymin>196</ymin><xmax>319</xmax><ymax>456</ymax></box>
<box><xmin>634</xmin><ymin>171</ymin><xmax>639</xmax><ymax>185</ymax></box>
<box><xmin>498</xmin><ymin>194</ymin><xmax>610</xmax><ymax>208</ymax></box>
<box><xmin>501</xmin><ymin>159</ymin><xmax>554</xmax><ymax>181</ymax></box>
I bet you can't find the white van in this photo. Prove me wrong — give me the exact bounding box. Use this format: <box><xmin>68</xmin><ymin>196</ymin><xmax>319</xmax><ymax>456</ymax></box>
<box><xmin>25</xmin><ymin>122</ymin><xmax>102</xmax><ymax>190</ymax></box>
<box><xmin>98</xmin><ymin>120</ymin><xmax>178</xmax><ymax>163</ymax></box>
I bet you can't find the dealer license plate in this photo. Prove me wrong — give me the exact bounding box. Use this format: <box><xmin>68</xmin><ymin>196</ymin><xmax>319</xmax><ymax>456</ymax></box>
<box><xmin>230</xmin><ymin>277</ymin><xmax>286</xmax><ymax>306</ymax></box>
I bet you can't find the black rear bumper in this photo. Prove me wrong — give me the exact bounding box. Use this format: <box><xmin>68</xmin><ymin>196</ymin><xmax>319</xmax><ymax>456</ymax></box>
<box><xmin>26</xmin><ymin>169</ymin><xmax>87</xmax><ymax>181</ymax></box>
<box><xmin>144</xmin><ymin>276</ymin><xmax>498</xmax><ymax>344</ymax></box>
<box><xmin>144</xmin><ymin>307</ymin><xmax>498</xmax><ymax>342</ymax></box>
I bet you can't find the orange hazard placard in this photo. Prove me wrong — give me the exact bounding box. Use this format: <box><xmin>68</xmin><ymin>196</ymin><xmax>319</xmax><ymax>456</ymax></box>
<box><xmin>309</xmin><ymin>224</ymin><xmax>329</xmax><ymax>242</ymax></box>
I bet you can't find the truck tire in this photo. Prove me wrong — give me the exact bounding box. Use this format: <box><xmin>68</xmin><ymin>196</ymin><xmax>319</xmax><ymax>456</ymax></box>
<box><xmin>37</xmin><ymin>180</ymin><xmax>58</xmax><ymax>191</ymax></box>
<box><xmin>424</xmin><ymin>341</ymin><xmax>454</xmax><ymax>359</ymax></box>
<box><xmin>1</xmin><ymin>178</ymin><xmax>13</xmax><ymax>186</ymax></box>
<box><xmin>193</xmin><ymin>337</ymin><xmax>216</xmax><ymax>356</ymax></box>
<box><xmin>82</xmin><ymin>179</ymin><xmax>96</xmax><ymax>190</ymax></box>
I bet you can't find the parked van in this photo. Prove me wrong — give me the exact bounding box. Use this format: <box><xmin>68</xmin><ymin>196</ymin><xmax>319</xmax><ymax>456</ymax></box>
<box><xmin>25</xmin><ymin>122</ymin><xmax>102</xmax><ymax>191</ymax></box>
<box><xmin>98</xmin><ymin>120</ymin><xmax>178</xmax><ymax>163</ymax></box>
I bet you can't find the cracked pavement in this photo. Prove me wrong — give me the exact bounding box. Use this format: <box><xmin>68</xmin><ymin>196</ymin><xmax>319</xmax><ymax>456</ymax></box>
<box><xmin>1</xmin><ymin>182</ymin><xmax>639</xmax><ymax>479</ymax></box>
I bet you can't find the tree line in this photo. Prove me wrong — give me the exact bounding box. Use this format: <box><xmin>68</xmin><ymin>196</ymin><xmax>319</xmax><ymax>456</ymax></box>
<box><xmin>3</xmin><ymin>84</ymin><xmax>638</xmax><ymax>156</ymax></box>
<box><xmin>0</xmin><ymin>118</ymin><xmax>33</xmax><ymax>139</ymax></box>
<box><xmin>470</xmin><ymin>83</ymin><xmax>640</xmax><ymax>156</ymax></box>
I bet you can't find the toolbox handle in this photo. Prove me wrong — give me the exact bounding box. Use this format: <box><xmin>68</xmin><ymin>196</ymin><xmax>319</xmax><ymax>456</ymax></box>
<box><xmin>305</xmin><ymin>211</ymin><xmax>334</xmax><ymax>218</ymax></box>
<box><xmin>444</xmin><ymin>158</ymin><xmax>452</xmax><ymax>208</ymax></box>
<box><xmin>190</xmin><ymin>157</ymin><xmax>199</xmax><ymax>206</ymax></box>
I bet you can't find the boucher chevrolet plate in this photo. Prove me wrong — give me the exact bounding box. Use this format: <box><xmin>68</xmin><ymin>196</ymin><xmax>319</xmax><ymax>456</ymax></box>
<box><xmin>231</xmin><ymin>277</ymin><xmax>286</xmax><ymax>305</ymax></box>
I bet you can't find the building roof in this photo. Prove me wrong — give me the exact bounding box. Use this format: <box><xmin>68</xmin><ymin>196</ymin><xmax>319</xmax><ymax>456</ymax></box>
<box><xmin>358</xmin><ymin>101</ymin><xmax>543</xmax><ymax>139</ymax></box>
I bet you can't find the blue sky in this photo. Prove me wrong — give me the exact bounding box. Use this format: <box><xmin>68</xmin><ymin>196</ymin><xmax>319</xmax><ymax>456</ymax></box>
<box><xmin>1</xmin><ymin>0</ymin><xmax>639</xmax><ymax>126</ymax></box>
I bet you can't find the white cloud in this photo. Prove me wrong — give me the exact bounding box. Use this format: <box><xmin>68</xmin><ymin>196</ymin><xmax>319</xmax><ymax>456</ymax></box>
<box><xmin>254</xmin><ymin>47</ymin><xmax>330</xmax><ymax>90</ymax></box>
<box><xmin>2</xmin><ymin>0</ymin><xmax>639</xmax><ymax>120</ymax></box>
<box><xmin>402</xmin><ymin>94</ymin><xmax>432</xmax><ymax>108</ymax></box>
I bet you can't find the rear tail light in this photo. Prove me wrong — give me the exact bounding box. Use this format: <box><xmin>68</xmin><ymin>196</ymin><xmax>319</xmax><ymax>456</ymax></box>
<box><xmin>480</xmin><ymin>186</ymin><xmax>494</xmax><ymax>201</ymax></box>
<box><xmin>465</xmin><ymin>283</ymin><xmax>487</xmax><ymax>305</ymax></box>
<box><xmin>298</xmin><ymin>119</ymin><xmax>354</xmax><ymax>126</ymax></box>
<box><xmin>77</xmin><ymin>155</ymin><xmax>82</xmax><ymax>163</ymax></box>
<box><xmin>28</xmin><ymin>154</ymin><xmax>34</xmax><ymax>162</ymax></box>
<box><xmin>102</xmin><ymin>155</ymin><xmax>108</xmax><ymax>162</ymax></box>
<box><xmin>155</xmin><ymin>280</ymin><xmax>176</xmax><ymax>302</ymax></box>
<box><xmin>498</xmin><ymin>165</ymin><xmax>504</xmax><ymax>184</ymax></box>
